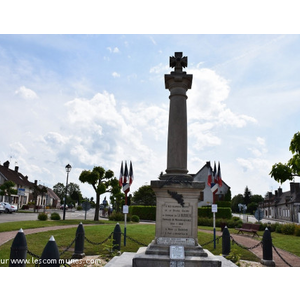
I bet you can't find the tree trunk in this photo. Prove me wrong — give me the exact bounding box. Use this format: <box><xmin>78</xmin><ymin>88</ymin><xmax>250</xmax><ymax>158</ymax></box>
<box><xmin>94</xmin><ymin>193</ymin><xmax>100</xmax><ymax>221</ymax></box>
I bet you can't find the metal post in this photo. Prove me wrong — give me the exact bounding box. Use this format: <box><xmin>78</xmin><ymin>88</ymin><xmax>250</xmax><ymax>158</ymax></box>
<box><xmin>213</xmin><ymin>212</ymin><xmax>216</xmax><ymax>249</ymax></box>
<box><xmin>40</xmin><ymin>236</ymin><xmax>60</xmax><ymax>267</ymax></box>
<box><xmin>9</xmin><ymin>229</ymin><xmax>27</xmax><ymax>267</ymax></box>
<box><xmin>124</xmin><ymin>192</ymin><xmax>127</xmax><ymax>246</ymax></box>
<box><xmin>222</xmin><ymin>226</ymin><xmax>230</xmax><ymax>256</ymax></box>
<box><xmin>261</xmin><ymin>228</ymin><xmax>275</xmax><ymax>266</ymax></box>
<box><xmin>113</xmin><ymin>223</ymin><xmax>121</xmax><ymax>251</ymax></box>
<box><xmin>63</xmin><ymin>164</ymin><xmax>71</xmax><ymax>221</ymax></box>
<box><xmin>72</xmin><ymin>223</ymin><xmax>85</xmax><ymax>259</ymax></box>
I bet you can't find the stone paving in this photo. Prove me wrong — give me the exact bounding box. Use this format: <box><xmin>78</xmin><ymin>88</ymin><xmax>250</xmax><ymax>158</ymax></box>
<box><xmin>200</xmin><ymin>229</ymin><xmax>300</xmax><ymax>267</ymax></box>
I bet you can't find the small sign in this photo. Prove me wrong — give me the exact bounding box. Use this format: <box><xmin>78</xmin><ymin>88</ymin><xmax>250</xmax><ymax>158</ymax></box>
<box><xmin>123</xmin><ymin>205</ymin><xmax>129</xmax><ymax>214</ymax></box>
<box><xmin>18</xmin><ymin>188</ymin><xmax>25</xmax><ymax>196</ymax></box>
<box><xmin>170</xmin><ymin>245</ymin><xmax>185</xmax><ymax>260</ymax></box>
<box><xmin>82</xmin><ymin>201</ymin><xmax>91</xmax><ymax>211</ymax></box>
<box><xmin>211</xmin><ymin>204</ymin><xmax>218</xmax><ymax>213</ymax></box>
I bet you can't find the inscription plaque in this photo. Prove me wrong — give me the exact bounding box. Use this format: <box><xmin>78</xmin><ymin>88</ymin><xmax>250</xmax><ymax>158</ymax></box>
<box><xmin>157</xmin><ymin>237</ymin><xmax>195</xmax><ymax>246</ymax></box>
<box><xmin>170</xmin><ymin>245</ymin><xmax>185</xmax><ymax>260</ymax></box>
<box><xmin>161</xmin><ymin>202</ymin><xmax>192</xmax><ymax>237</ymax></box>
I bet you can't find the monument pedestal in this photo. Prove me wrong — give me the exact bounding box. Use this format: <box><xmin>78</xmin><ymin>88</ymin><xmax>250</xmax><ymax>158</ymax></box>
<box><xmin>132</xmin><ymin>179</ymin><xmax>222</xmax><ymax>267</ymax></box>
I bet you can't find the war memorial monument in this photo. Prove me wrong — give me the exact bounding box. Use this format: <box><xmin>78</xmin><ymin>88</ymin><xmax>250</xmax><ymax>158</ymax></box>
<box><xmin>131</xmin><ymin>52</ymin><xmax>234</xmax><ymax>267</ymax></box>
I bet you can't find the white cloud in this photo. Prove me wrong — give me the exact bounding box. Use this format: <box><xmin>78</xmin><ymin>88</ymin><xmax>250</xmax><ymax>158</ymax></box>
<box><xmin>107</xmin><ymin>47</ymin><xmax>120</xmax><ymax>53</ymax></box>
<box><xmin>112</xmin><ymin>72</ymin><xmax>120</xmax><ymax>78</ymax></box>
<box><xmin>15</xmin><ymin>86</ymin><xmax>38</xmax><ymax>99</ymax></box>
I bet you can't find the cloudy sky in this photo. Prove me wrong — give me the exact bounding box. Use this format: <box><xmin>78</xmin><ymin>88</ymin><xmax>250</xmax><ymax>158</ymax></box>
<box><xmin>1</xmin><ymin>33</ymin><xmax>300</xmax><ymax>201</ymax></box>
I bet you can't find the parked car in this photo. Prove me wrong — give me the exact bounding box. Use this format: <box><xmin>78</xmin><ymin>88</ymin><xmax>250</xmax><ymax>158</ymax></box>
<box><xmin>0</xmin><ymin>203</ymin><xmax>5</xmax><ymax>214</ymax></box>
<box><xmin>60</xmin><ymin>204</ymin><xmax>68</xmax><ymax>210</ymax></box>
<box><xmin>1</xmin><ymin>202</ymin><xmax>17</xmax><ymax>213</ymax></box>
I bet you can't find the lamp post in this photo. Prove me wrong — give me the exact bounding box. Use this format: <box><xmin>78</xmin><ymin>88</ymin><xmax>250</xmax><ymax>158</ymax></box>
<box><xmin>63</xmin><ymin>164</ymin><xmax>72</xmax><ymax>221</ymax></box>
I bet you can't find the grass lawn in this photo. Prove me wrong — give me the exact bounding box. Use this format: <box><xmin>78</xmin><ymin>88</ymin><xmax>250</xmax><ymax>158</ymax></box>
<box><xmin>1</xmin><ymin>221</ymin><xmax>300</xmax><ymax>267</ymax></box>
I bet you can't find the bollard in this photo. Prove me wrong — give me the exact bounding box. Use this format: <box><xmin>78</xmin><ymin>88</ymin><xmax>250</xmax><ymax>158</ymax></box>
<box><xmin>222</xmin><ymin>226</ymin><xmax>231</xmax><ymax>256</ymax></box>
<box><xmin>112</xmin><ymin>223</ymin><xmax>121</xmax><ymax>251</ymax></box>
<box><xmin>261</xmin><ymin>227</ymin><xmax>275</xmax><ymax>267</ymax></box>
<box><xmin>72</xmin><ymin>223</ymin><xmax>85</xmax><ymax>259</ymax></box>
<box><xmin>9</xmin><ymin>228</ymin><xmax>27</xmax><ymax>267</ymax></box>
<box><xmin>40</xmin><ymin>236</ymin><xmax>60</xmax><ymax>267</ymax></box>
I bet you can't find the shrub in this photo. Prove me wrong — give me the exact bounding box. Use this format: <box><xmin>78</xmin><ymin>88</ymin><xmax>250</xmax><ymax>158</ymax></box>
<box><xmin>295</xmin><ymin>225</ymin><xmax>300</xmax><ymax>236</ymax></box>
<box><xmin>198</xmin><ymin>206</ymin><xmax>232</xmax><ymax>219</ymax></box>
<box><xmin>131</xmin><ymin>215</ymin><xmax>140</xmax><ymax>223</ymax></box>
<box><xmin>281</xmin><ymin>223</ymin><xmax>296</xmax><ymax>235</ymax></box>
<box><xmin>275</xmin><ymin>223</ymin><xmax>283</xmax><ymax>233</ymax></box>
<box><xmin>50</xmin><ymin>212</ymin><xmax>61</xmax><ymax>220</ymax></box>
<box><xmin>129</xmin><ymin>206</ymin><xmax>156</xmax><ymax>221</ymax></box>
<box><xmin>21</xmin><ymin>205</ymin><xmax>29</xmax><ymax>210</ymax></box>
<box><xmin>77</xmin><ymin>205</ymin><xmax>83</xmax><ymax>211</ymax></box>
<box><xmin>109</xmin><ymin>211</ymin><xmax>124</xmax><ymax>221</ymax></box>
<box><xmin>38</xmin><ymin>212</ymin><xmax>48</xmax><ymax>221</ymax></box>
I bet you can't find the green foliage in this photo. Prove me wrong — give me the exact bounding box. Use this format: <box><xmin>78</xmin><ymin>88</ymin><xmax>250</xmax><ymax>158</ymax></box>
<box><xmin>132</xmin><ymin>185</ymin><xmax>156</xmax><ymax>206</ymax></box>
<box><xmin>131</xmin><ymin>215</ymin><xmax>140</xmax><ymax>222</ymax></box>
<box><xmin>108</xmin><ymin>211</ymin><xmax>124</xmax><ymax>221</ymax></box>
<box><xmin>0</xmin><ymin>180</ymin><xmax>18</xmax><ymax>199</ymax></box>
<box><xmin>198</xmin><ymin>206</ymin><xmax>232</xmax><ymax>219</ymax></box>
<box><xmin>270</xmin><ymin>132</ymin><xmax>300</xmax><ymax>184</ymax></box>
<box><xmin>50</xmin><ymin>212</ymin><xmax>61</xmax><ymax>220</ymax></box>
<box><xmin>281</xmin><ymin>223</ymin><xmax>296</xmax><ymax>235</ymax></box>
<box><xmin>216</xmin><ymin>201</ymin><xmax>231</xmax><ymax>207</ymax></box>
<box><xmin>226</xmin><ymin>249</ymin><xmax>241</xmax><ymax>264</ymax></box>
<box><xmin>198</xmin><ymin>217</ymin><xmax>242</xmax><ymax>228</ymax></box>
<box><xmin>38</xmin><ymin>212</ymin><xmax>48</xmax><ymax>221</ymax></box>
<box><xmin>129</xmin><ymin>206</ymin><xmax>156</xmax><ymax>221</ymax></box>
<box><xmin>79</xmin><ymin>166</ymin><xmax>120</xmax><ymax>221</ymax></box>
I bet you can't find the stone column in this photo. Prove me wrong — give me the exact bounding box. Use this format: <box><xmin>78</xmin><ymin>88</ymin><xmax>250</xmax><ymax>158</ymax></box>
<box><xmin>164</xmin><ymin>52</ymin><xmax>193</xmax><ymax>177</ymax></box>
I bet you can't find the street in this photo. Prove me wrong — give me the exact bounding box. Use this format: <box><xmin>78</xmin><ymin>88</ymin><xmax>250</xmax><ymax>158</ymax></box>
<box><xmin>0</xmin><ymin>208</ymin><xmax>98</xmax><ymax>223</ymax></box>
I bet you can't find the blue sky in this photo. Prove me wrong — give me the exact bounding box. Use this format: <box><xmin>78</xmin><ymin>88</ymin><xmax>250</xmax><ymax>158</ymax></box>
<box><xmin>1</xmin><ymin>34</ymin><xmax>300</xmax><ymax>200</ymax></box>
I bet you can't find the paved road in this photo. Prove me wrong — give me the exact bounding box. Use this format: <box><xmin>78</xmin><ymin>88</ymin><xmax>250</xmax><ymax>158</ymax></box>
<box><xmin>0</xmin><ymin>208</ymin><xmax>99</xmax><ymax>223</ymax></box>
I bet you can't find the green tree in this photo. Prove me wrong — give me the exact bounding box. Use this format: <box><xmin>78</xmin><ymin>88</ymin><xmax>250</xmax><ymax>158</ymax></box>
<box><xmin>0</xmin><ymin>181</ymin><xmax>17</xmax><ymax>203</ymax></box>
<box><xmin>270</xmin><ymin>131</ymin><xmax>300</xmax><ymax>184</ymax></box>
<box><xmin>53</xmin><ymin>183</ymin><xmax>65</xmax><ymax>202</ymax></box>
<box><xmin>79</xmin><ymin>166</ymin><xmax>120</xmax><ymax>220</ymax></box>
<box><xmin>231</xmin><ymin>194</ymin><xmax>243</xmax><ymax>213</ymax></box>
<box><xmin>132</xmin><ymin>185</ymin><xmax>156</xmax><ymax>206</ymax></box>
<box><xmin>243</xmin><ymin>186</ymin><xmax>252</xmax><ymax>206</ymax></box>
<box><xmin>53</xmin><ymin>182</ymin><xmax>82</xmax><ymax>205</ymax></box>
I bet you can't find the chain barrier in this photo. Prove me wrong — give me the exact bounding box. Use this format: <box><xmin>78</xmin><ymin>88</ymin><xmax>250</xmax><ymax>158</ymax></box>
<box><xmin>121</xmin><ymin>233</ymin><xmax>148</xmax><ymax>246</ymax></box>
<box><xmin>272</xmin><ymin>244</ymin><xmax>292</xmax><ymax>267</ymax></box>
<box><xmin>201</xmin><ymin>236</ymin><xmax>222</xmax><ymax>247</ymax></box>
<box><xmin>230</xmin><ymin>235</ymin><xmax>262</xmax><ymax>250</ymax></box>
<box><xmin>84</xmin><ymin>232</ymin><xmax>113</xmax><ymax>246</ymax></box>
<box><xmin>60</xmin><ymin>237</ymin><xmax>76</xmax><ymax>256</ymax></box>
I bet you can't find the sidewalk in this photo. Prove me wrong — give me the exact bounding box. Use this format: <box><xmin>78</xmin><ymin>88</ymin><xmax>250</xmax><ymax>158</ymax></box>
<box><xmin>0</xmin><ymin>225</ymin><xmax>79</xmax><ymax>247</ymax></box>
<box><xmin>200</xmin><ymin>229</ymin><xmax>300</xmax><ymax>267</ymax></box>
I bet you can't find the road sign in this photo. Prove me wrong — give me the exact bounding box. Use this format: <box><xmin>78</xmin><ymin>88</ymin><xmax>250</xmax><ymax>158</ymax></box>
<box><xmin>18</xmin><ymin>188</ymin><xmax>25</xmax><ymax>196</ymax></box>
<box><xmin>211</xmin><ymin>204</ymin><xmax>218</xmax><ymax>213</ymax></box>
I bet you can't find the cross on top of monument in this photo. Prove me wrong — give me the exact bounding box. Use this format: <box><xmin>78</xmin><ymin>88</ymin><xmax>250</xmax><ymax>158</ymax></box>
<box><xmin>169</xmin><ymin>52</ymin><xmax>187</xmax><ymax>73</ymax></box>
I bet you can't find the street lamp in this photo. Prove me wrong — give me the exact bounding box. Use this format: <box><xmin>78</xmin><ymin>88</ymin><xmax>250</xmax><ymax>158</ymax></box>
<box><xmin>63</xmin><ymin>164</ymin><xmax>72</xmax><ymax>220</ymax></box>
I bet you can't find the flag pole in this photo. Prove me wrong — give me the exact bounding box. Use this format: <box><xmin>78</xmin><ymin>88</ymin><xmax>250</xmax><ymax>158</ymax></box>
<box><xmin>124</xmin><ymin>192</ymin><xmax>127</xmax><ymax>246</ymax></box>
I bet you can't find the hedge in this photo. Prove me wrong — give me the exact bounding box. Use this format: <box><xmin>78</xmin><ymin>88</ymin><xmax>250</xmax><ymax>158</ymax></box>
<box><xmin>128</xmin><ymin>205</ymin><xmax>232</xmax><ymax>221</ymax></box>
<box><xmin>129</xmin><ymin>206</ymin><xmax>156</xmax><ymax>221</ymax></box>
<box><xmin>198</xmin><ymin>206</ymin><xmax>232</xmax><ymax>219</ymax></box>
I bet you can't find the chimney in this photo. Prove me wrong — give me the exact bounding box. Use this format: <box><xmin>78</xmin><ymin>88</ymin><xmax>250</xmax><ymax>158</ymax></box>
<box><xmin>3</xmin><ymin>160</ymin><xmax>9</xmax><ymax>168</ymax></box>
<box><xmin>206</xmin><ymin>161</ymin><xmax>211</xmax><ymax>168</ymax></box>
<box><xmin>268</xmin><ymin>192</ymin><xmax>273</xmax><ymax>199</ymax></box>
<box><xmin>278</xmin><ymin>187</ymin><xmax>282</xmax><ymax>196</ymax></box>
<box><xmin>15</xmin><ymin>166</ymin><xmax>19</xmax><ymax>173</ymax></box>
